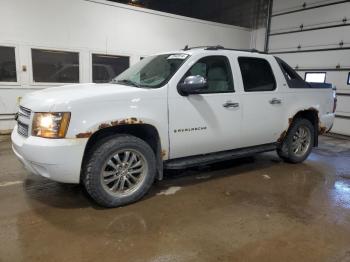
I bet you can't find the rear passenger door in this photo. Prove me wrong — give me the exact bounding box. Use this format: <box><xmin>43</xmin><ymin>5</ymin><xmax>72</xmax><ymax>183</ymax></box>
<box><xmin>237</xmin><ymin>56</ymin><xmax>286</xmax><ymax>146</ymax></box>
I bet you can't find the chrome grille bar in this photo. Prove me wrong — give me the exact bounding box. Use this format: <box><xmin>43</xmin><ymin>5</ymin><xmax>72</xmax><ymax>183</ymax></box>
<box><xmin>17</xmin><ymin>106</ymin><xmax>31</xmax><ymax>137</ymax></box>
<box><xmin>17</xmin><ymin>121</ymin><xmax>29</xmax><ymax>137</ymax></box>
<box><xmin>19</xmin><ymin>106</ymin><xmax>31</xmax><ymax>118</ymax></box>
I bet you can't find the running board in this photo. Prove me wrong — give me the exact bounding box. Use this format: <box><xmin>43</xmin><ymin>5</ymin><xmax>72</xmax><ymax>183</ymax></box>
<box><xmin>164</xmin><ymin>143</ymin><xmax>277</xmax><ymax>169</ymax></box>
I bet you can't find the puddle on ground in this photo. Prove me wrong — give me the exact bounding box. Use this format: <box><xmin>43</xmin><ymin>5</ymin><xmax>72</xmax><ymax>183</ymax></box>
<box><xmin>157</xmin><ymin>186</ymin><xmax>182</xmax><ymax>196</ymax></box>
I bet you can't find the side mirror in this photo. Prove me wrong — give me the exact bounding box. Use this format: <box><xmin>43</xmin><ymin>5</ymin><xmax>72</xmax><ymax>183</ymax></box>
<box><xmin>177</xmin><ymin>75</ymin><xmax>207</xmax><ymax>96</ymax></box>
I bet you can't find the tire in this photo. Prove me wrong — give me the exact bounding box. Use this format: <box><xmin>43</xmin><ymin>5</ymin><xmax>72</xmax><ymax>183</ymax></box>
<box><xmin>82</xmin><ymin>134</ymin><xmax>156</xmax><ymax>207</ymax></box>
<box><xmin>277</xmin><ymin>118</ymin><xmax>315</xmax><ymax>163</ymax></box>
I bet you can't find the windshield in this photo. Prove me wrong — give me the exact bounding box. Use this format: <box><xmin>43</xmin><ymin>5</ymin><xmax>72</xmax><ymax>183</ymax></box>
<box><xmin>111</xmin><ymin>53</ymin><xmax>189</xmax><ymax>88</ymax></box>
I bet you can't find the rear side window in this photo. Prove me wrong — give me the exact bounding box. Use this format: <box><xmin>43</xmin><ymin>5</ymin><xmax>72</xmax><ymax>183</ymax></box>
<box><xmin>238</xmin><ymin>57</ymin><xmax>276</xmax><ymax>92</ymax></box>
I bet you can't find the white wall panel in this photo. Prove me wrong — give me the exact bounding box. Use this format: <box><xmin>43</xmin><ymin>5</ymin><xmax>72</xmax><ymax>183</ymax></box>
<box><xmin>0</xmin><ymin>89</ymin><xmax>34</xmax><ymax>132</ymax></box>
<box><xmin>276</xmin><ymin>50</ymin><xmax>350</xmax><ymax>70</ymax></box>
<box><xmin>250</xmin><ymin>28</ymin><xmax>267</xmax><ymax>51</ymax></box>
<box><xmin>271</xmin><ymin>2</ymin><xmax>350</xmax><ymax>32</ymax></box>
<box><xmin>336</xmin><ymin>96</ymin><xmax>350</xmax><ymax>115</ymax></box>
<box><xmin>0</xmin><ymin>0</ymin><xmax>250</xmax><ymax>56</ymax></box>
<box><xmin>332</xmin><ymin>117</ymin><xmax>350</xmax><ymax>136</ymax></box>
<box><xmin>0</xmin><ymin>0</ymin><xmax>251</xmax><ymax>132</ymax></box>
<box><xmin>270</xmin><ymin>27</ymin><xmax>350</xmax><ymax>51</ymax></box>
<box><xmin>273</xmin><ymin>0</ymin><xmax>341</xmax><ymax>14</ymax></box>
<box><xmin>270</xmin><ymin>0</ymin><xmax>350</xmax><ymax>135</ymax></box>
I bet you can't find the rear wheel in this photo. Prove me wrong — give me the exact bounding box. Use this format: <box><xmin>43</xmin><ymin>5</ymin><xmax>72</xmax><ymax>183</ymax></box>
<box><xmin>82</xmin><ymin>134</ymin><xmax>156</xmax><ymax>207</ymax></box>
<box><xmin>277</xmin><ymin>118</ymin><xmax>314</xmax><ymax>163</ymax></box>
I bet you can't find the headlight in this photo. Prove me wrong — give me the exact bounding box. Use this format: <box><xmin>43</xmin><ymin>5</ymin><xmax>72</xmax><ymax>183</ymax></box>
<box><xmin>32</xmin><ymin>112</ymin><xmax>71</xmax><ymax>138</ymax></box>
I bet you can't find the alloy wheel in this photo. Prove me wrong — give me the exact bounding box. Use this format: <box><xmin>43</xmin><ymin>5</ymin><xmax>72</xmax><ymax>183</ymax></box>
<box><xmin>101</xmin><ymin>149</ymin><xmax>148</xmax><ymax>197</ymax></box>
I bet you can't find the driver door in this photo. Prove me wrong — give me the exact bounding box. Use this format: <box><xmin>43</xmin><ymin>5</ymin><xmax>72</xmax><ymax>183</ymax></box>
<box><xmin>168</xmin><ymin>55</ymin><xmax>242</xmax><ymax>159</ymax></box>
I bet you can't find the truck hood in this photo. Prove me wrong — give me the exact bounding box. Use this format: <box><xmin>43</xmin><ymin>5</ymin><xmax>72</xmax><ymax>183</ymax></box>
<box><xmin>20</xmin><ymin>83</ymin><xmax>141</xmax><ymax>112</ymax></box>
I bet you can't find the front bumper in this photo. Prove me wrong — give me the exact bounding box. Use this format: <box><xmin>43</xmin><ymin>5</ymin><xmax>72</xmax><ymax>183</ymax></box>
<box><xmin>11</xmin><ymin>125</ymin><xmax>88</xmax><ymax>183</ymax></box>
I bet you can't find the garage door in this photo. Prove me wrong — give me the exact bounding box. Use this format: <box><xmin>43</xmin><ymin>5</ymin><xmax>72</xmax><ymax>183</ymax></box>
<box><xmin>266</xmin><ymin>0</ymin><xmax>350</xmax><ymax>136</ymax></box>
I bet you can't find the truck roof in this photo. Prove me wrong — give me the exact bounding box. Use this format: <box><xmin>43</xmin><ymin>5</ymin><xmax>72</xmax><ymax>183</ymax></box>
<box><xmin>159</xmin><ymin>45</ymin><xmax>271</xmax><ymax>58</ymax></box>
<box><xmin>183</xmin><ymin>45</ymin><xmax>266</xmax><ymax>54</ymax></box>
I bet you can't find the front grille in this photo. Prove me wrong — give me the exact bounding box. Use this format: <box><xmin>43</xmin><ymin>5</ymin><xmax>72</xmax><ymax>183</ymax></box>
<box><xmin>17</xmin><ymin>121</ymin><xmax>29</xmax><ymax>137</ymax></box>
<box><xmin>19</xmin><ymin>106</ymin><xmax>31</xmax><ymax>119</ymax></box>
<box><xmin>17</xmin><ymin>106</ymin><xmax>31</xmax><ymax>137</ymax></box>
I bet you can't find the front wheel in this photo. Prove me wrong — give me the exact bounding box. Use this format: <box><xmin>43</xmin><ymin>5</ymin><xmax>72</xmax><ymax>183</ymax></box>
<box><xmin>82</xmin><ymin>134</ymin><xmax>156</xmax><ymax>207</ymax></box>
<box><xmin>277</xmin><ymin>118</ymin><xmax>314</xmax><ymax>163</ymax></box>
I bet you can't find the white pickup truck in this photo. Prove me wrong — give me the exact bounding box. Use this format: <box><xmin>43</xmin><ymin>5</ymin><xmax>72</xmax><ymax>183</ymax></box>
<box><xmin>12</xmin><ymin>46</ymin><xmax>336</xmax><ymax>207</ymax></box>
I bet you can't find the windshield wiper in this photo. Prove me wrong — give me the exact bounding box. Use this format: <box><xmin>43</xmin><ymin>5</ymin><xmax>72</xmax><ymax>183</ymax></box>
<box><xmin>115</xmin><ymin>79</ymin><xmax>140</xmax><ymax>87</ymax></box>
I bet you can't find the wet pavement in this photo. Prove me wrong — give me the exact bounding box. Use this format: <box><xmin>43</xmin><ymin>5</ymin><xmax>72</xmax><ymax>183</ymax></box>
<box><xmin>0</xmin><ymin>135</ymin><xmax>350</xmax><ymax>262</ymax></box>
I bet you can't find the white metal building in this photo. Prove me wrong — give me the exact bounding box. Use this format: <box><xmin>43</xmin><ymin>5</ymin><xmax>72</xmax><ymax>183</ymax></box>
<box><xmin>1</xmin><ymin>0</ymin><xmax>349</xmax><ymax>136</ymax></box>
<box><xmin>1</xmin><ymin>0</ymin><xmax>350</xmax><ymax>260</ymax></box>
<box><xmin>0</xmin><ymin>0</ymin><xmax>252</xmax><ymax>132</ymax></box>
<box><xmin>267</xmin><ymin>0</ymin><xmax>350</xmax><ymax>136</ymax></box>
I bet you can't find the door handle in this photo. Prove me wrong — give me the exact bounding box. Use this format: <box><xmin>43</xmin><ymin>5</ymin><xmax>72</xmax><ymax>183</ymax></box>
<box><xmin>270</xmin><ymin>98</ymin><xmax>282</xmax><ymax>105</ymax></box>
<box><xmin>223</xmin><ymin>101</ymin><xmax>239</xmax><ymax>108</ymax></box>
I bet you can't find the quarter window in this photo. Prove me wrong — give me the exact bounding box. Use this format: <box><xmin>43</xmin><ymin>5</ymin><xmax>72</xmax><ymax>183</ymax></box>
<box><xmin>182</xmin><ymin>56</ymin><xmax>234</xmax><ymax>93</ymax></box>
<box><xmin>32</xmin><ymin>49</ymin><xmax>79</xmax><ymax>83</ymax></box>
<box><xmin>279</xmin><ymin>60</ymin><xmax>300</xmax><ymax>81</ymax></box>
<box><xmin>92</xmin><ymin>54</ymin><xmax>129</xmax><ymax>83</ymax></box>
<box><xmin>238</xmin><ymin>57</ymin><xmax>276</xmax><ymax>92</ymax></box>
<box><xmin>0</xmin><ymin>46</ymin><xmax>17</xmax><ymax>82</ymax></box>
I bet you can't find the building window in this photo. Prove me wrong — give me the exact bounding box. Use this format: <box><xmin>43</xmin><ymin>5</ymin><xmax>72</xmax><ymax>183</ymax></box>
<box><xmin>32</xmin><ymin>49</ymin><xmax>79</xmax><ymax>83</ymax></box>
<box><xmin>305</xmin><ymin>72</ymin><xmax>326</xmax><ymax>83</ymax></box>
<box><xmin>0</xmin><ymin>46</ymin><xmax>17</xmax><ymax>82</ymax></box>
<box><xmin>238</xmin><ymin>57</ymin><xmax>276</xmax><ymax>92</ymax></box>
<box><xmin>92</xmin><ymin>54</ymin><xmax>129</xmax><ymax>83</ymax></box>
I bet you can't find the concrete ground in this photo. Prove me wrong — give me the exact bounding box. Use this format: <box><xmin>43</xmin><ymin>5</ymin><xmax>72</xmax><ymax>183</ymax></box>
<box><xmin>0</xmin><ymin>135</ymin><xmax>350</xmax><ymax>262</ymax></box>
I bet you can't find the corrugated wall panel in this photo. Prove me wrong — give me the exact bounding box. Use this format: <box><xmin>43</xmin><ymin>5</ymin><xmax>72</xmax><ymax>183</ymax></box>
<box><xmin>268</xmin><ymin>0</ymin><xmax>350</xmax><ymax>136</ymax></box>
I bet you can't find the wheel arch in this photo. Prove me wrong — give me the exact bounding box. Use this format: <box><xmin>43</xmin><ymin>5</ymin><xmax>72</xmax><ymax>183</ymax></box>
<box><xmin>281</xmin><ymin>108</ymin><xmax>320</xmax><ymax>147</ymax></box>
<box><xmin>80</xmin><ymin>123</ymin><xmax>164</xmax><ymax>182</ymax></box>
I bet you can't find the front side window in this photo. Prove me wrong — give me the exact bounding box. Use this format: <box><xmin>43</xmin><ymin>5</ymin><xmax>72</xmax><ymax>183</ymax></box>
<box><xmin>92</xmin><ymin>54</ymin><xmax>129</xmax><ymax>83</ymax></box>
<box><xmin>0</xmin><ymin>46</ymin><xmax>17</xmax><ymax>82</ymax></box>
<box><xmin>32</xmin><ymin>49</ymin><xmax>79</xmax><ymax>83</ymax></box>
<box><xmin>113</xmin><ymin>53</ymin><xmax>188</xmax><ymax>88</ymax></box>
<box><xmin>180</xmin><ymin>56</ymin><xmax>234</xmax><ymax>93</ymax></box>
<box><xmin>238</xmin><ymin>57</ymin><xmax>276</xmax><ymax>92</ymax></box>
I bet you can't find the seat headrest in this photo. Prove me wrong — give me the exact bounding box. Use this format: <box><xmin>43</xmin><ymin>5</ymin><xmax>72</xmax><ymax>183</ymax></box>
<box><xmin>208</xmin><ymin>67</ymin><xmax>227</xmax><ymax>81</ymax></box>
<box><xmin>190</xmin><ymin>63</ymin><xmax>207</xmax><ymax>76</ymax></box>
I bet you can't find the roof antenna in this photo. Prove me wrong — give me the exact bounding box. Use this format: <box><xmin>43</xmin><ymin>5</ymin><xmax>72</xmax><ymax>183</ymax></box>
<box><xmin>183</xmin><ymin>45</ymin><xmax>189</xmax><ymax>51</ymax></box>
